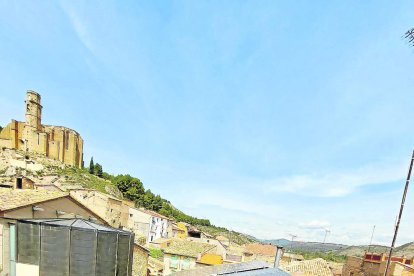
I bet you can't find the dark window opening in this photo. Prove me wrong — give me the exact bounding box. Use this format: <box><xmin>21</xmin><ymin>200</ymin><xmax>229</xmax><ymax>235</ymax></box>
<box><xmin>16</xmin><ymin>178</ymin><xmax>23</xmax><ymax>189</ymax></box>
<box><xmin>65</xmin><ymin>132</ymin><xmax>69</xmax><ymax>150</ymax></box>
<box><xmin>188</xmin><ymin>231</ymin><xmax>201</xmax><ymax>238</ymax></box>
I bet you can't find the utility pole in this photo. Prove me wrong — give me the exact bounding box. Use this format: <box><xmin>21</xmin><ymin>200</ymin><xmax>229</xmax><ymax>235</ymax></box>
<box><xmin>368</xmin><ymin>225</ymin><xmax>376</xmax><ymax>253</ymax></box>
<box><xmin>288</xmin><ymin>234</ymin><xmax>297</xmax><ymax>252</ymax></box>
<box><xmin>322</xmin><ymin>228</ymin><xmax>330</xmax><ymax>244</ymax></box>
<box><xmin>384</xmin><ymin>150</ymin><xmax>414</xmax><ymax>276</ymax></box>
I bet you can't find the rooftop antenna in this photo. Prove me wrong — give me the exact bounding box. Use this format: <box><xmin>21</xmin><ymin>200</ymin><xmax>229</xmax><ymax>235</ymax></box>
<box><xmin>404</xmin><ymin>28</ymin><xmax>414</xmax><ymax>47</ymax></box>
<box><xmin>384</xmin><ymin>150</ymin><xmax>414</xmax><ymax>276</ymax></box>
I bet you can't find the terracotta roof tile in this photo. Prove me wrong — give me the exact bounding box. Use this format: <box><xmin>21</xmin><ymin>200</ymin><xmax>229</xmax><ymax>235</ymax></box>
<box><xmin>281</xmin><ymin>258</ymin><xmax>333</xmax><ymax>276</ymax></box>
<box><xmin>0</xmin><ymin>189</ymin><xmax>68</xmax><ymax>211</ymax></box>
<box><xmin>163</xmin><ymin>240</ymin><xmax>216</xmax><ymax>258</ymax></box>
<box><xmin>139</xmin><ymin>208</ymin><xmax>169</xmax><ymax>220</ymax></box>
<box><xmin>244</xmin><ymin>243</ymin><xmax>276</xmax><ymax>256</ymax></box>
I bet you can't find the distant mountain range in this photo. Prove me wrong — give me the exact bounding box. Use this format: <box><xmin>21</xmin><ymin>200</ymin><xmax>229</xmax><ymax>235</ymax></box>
<box><xmin>262</xmin><ymin>239</ymin><xmax>414</xmax><ymax>258</ymax></box>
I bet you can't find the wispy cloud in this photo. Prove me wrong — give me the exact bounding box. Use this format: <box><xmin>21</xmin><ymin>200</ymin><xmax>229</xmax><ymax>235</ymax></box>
<box><xmin>262</xmin><ymin>162</ymin><xmax>406</xmax><ymax>197</ymax></box>
<box><xmin>59</xmin><ymin>2</ymin><xmax>94</xmax><ymax>54</ymax></box>
<box><xmin>299</xmin><ymin>220</ymin><xmax>331</xmax><ymax>230</ymax></box>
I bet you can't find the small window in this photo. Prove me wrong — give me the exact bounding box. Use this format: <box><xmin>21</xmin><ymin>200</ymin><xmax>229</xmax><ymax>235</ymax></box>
<box><xmin>37</xmin><ymin>133</ymin><xmax>40</xmax><ymax>145</ymax></box>
<box><xmin>129</xmin><ymin>214</ymin><xmax>133</xmax><ymax>217</ymax></box>
<box><xmin>16</xmin><ymin>178</ymin><xmax>23</xmax><ymax>189</ymax></box>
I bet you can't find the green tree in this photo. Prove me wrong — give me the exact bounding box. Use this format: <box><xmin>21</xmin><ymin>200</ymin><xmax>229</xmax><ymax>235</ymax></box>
<box><xmin>143</xmin><ymin>189</ymin><xmax>155</xmax><ymax>209</ymax></box>
<box><xmin>94</xmin><ymin>163</ymin><xmax>103</xmax><ymax>178</ymax></box>
<box><xmin>153</xmin><ymin>195</ymin><xmax>163</xmax><ymax>211</ymax></box>
<box><xmin>0</xmin><ymin>125</ymin><xmax>3</xmax><ymax>132</ymax></box>
<box><xmin>89</xmin><ymin>157</ymin><xmax>94</xmax><ymax>174</ymax></box>
<box><xmin>115</xmin><ymin>174</ymin><xmax>145</xmax><ymax>203</ymax></box>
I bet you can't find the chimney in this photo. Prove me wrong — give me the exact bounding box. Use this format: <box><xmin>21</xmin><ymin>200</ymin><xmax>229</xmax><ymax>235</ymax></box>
<box><xmin>274</xmin><ymin>246</ymin><xmax>283</xmax><ymax>268</ymax></box>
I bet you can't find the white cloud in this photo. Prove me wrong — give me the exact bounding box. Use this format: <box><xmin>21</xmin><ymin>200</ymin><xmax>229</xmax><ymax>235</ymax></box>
<box><xmin>299</xmin><ymin>220</ymin><xmax>331</xmax><ymax>230</ymax></box>
<box><xmin>263</xmin><ymin>161</ymin><xmax>406</xmax><ymax>197</ymax></box>
<box><xmin>179</xmin><ymin>189</ymin><xmax>283</xmax><ymax>217</ymax></box>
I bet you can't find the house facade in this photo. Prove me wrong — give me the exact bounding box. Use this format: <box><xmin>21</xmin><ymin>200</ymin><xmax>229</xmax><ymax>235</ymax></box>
<box><xmin>127</xmin><ymin>208</ymin><xmax>170</xmax><ymax>244</ymax></box>
<box><xmin>343</xmin><ymin>253</ymin><xmax>414</xmax><ymax>276</ymax></box>
<box><xmin>69</xmin><ymin>189</ymin><xmax>130</xmax><ymax>228</ymax></box>
<box><xmin>162</xmin><ymin>239</ymin><xmax>217</xmax><ymax>275</ymax></box>
<box><xmin>0</xmin><ymin>188</ymin><xmax>107</xmax><ymax>276</ymax></box>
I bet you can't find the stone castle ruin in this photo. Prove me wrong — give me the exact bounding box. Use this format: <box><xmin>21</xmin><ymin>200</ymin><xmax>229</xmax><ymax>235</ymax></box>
<box><xmin>0</xmin><ymin>91</ymin><xmax>83</xmax><ymax>167</ymax></box>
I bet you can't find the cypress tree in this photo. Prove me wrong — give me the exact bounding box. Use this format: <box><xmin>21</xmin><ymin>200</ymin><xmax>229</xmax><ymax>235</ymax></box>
<box><xmin>89</xmin><ymin>157</ymin><xmax>94</xmax><ymax>174</ymax></box>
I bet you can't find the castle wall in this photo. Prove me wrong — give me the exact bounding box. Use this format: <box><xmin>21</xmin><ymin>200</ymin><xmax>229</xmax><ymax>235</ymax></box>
<box><xmin>0</xmin><ymin>91</ymin><xmax>83</xmax><ymax>167</ymax></box>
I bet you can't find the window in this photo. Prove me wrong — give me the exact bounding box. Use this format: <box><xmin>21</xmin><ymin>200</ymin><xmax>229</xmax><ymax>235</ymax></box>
<box><xmin>16</xmin><ymin>178</ymin><xmax>23</xmax><ymax>189</ymax></box>
<box><xmin>182</xmin><ymin>258</ymin><xmax>191</xmax><ymax>270</ymax></box>
<box><xmin>37</xmin><ymin>133</ymin><xmax>40</xmax><ymax>145</ymax></box>
<box><xmin>129</xmin><ymin>214</ymin><xmax>133</xmax><ymax>217</ymax></box>
<box><xmin>170</xmin><ymin>256</ymin><xmax>179</xmax><ymax>269</ymax></box>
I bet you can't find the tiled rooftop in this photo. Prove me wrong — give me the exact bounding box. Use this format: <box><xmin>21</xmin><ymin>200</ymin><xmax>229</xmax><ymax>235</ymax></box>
<box><xmin>139</xmin><ymin>208</ymin><xmax>170</xmax><ymax>220</ymax></box>
<box><xmin>244</xmin><ymin>243</ymin><xmax>276</xmax><ymax>256</ymax></box>
<box><xmin>0</xmin><ymin>188</ymin><xmax>68</xmax><ymax>211</ymax></box>
<box><xmin>150</xmin><ymin>237</ymin><xmax>172</xmax><ymax>244</ymax></box>
<box><xmin>163</xmin><ymin>239</ymin><xmax>216</xmax><ymax>258</ymax></box>
<box><xmin>281</xmin><ymin>258</ymin><xmax>333</xmax><ymax>276</ymax></box>
<box><xmin>171</xmin><ymin>260</ymin><xmax>291</xmax><ymax>276</ymax></box>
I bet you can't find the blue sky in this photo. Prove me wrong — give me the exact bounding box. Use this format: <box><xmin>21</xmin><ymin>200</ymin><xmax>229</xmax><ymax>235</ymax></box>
<box><xmin>1</xmin><ymin>1</ymin><xmax>414</xmax><ymax>246</ymax></box>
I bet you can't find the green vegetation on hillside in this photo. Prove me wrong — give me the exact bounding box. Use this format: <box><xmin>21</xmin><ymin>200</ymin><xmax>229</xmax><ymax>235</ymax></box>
<box><xmin>291</xmin><ymin>249</ymin><xmax>347</xmax><ymax>263</ymax></box>
<box><xmin>53</xmin><ymin>165</ymin><xmax>117</xmax><ymax>194</ymax></box>
<box><xmin>197</xmin><ymin>225</ymin><xmax>256</xmax><ymax>245</ymax></box>
<box><xmin>89</xmin><ymin>161</ymin><xmax>212</xmax><ymax>226</ymax></box>
<box><xmin>39</xmin><ymin>156</ymin><xmax>254</xmax><ymax>244</ymax></box>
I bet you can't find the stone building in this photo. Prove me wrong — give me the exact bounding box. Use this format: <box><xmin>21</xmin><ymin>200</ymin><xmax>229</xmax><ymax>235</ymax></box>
<box><xmin>0</xmin><ymin>188</ymin><xmax>107</xmax><ymax>275</ymax></box>
<box><xmin>163</xmin><ymin>239</ymin><xmax>217</xmax><ymax>275</ymax></box>
<box><xmin>0</xmin><ymin>91</ymin><xmax>83</xmax><ymax>167</ymax></box>
<box><xmin>127</xmin><ymin>207</ymin><xmax>171</xmax><ymax>244</ymax></box>
<box><xmin>342</xmin><ymin>253</ymin><xmax>414</xmax><ymax>276</ymax></box>
<box><xmin>133</xmin><ymin>243</ymin><xmax>150</xmax><ymax>276</ymax></box>
<box><xmin>69</xmin><ymin>189</ymin><xmax>131</xmax><ymax>228</ymax></box>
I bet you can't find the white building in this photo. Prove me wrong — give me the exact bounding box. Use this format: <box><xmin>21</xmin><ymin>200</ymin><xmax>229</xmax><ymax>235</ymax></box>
<box><xmin>128</xmin><ymin>207</ymin><xmax>171</xmax><ymax>244</ymax></box>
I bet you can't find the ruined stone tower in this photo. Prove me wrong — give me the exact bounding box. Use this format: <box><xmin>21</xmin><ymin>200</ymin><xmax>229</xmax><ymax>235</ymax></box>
<box><xmin>24</xmin><ymin>91</ymin><xmax>43</xmax><ymax>152</ymax></box>
<box><xmin>0</xmin><ymin>90</ymin><xmax>84</xmax><ymax>167</ymax></box>
<box><xmin>25</xmin><ymin>91</ymin><xmax>42</xmax><ymax>132</ymax></box>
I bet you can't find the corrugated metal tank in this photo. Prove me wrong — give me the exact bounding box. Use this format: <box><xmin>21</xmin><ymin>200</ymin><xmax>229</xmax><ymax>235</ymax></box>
<box><xmin>15</xmin><ymin>218</ymin><xmax>134</xmax><ymax>276</ymax></box>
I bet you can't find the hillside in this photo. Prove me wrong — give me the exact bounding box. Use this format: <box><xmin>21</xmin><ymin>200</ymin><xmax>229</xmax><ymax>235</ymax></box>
<box><xmin>266</xmin><ymin>239</ymin><xmax>348</xmax><ymax>253</ymax></box>
<box><xmin>196</xmin><ymin>225</ymin><xmax>257</xmax><ymax>245</ymax></box>
<box><xmin>0</xmin><ymin>148</ymin><xmax>253</xmax><ymax>245</ymax></box>
<box><xmin>267</xmin><ymin>238</ymin><xmax>414</xmax><ymax>258</ymax></box>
